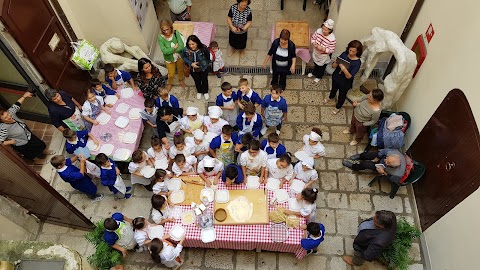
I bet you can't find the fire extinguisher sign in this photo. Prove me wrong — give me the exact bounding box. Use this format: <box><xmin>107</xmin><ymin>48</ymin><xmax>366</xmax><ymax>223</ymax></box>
<box><xmin>426</xmin><ymin>23</ymin><xmax>434</xmax><ymax>43</ymax></box>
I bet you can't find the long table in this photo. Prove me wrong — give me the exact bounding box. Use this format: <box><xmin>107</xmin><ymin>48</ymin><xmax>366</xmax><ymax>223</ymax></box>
<box><xmin>174</xmin><ymin>21</ymin><xmax>216</xmax><ymax>47</ymax></box>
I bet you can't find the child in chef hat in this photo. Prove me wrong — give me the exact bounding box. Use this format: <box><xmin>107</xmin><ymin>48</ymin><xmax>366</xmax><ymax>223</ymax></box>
<box><xmin>292</xmin><ymin>157</ymin><xmax>318</xmax><ymax>189</ymax></box>
<box><xmin>300</xmin><ymin>127</ymin><xmax>325</xmax><ymax>159</ymax></box>
<box><xmin>204</xmin><ymin>106</ymin><xmax>228</xmax><ymax>136</ymax></box>
<box><xmin>180</xmin><ymin>106</ymin><xmax>204</xmax><ymax>137</ymax></box>
<box><xmin>197</xmin><ymin>156</ymin><xmax>224</xmax><ymax>187</ymax></box>
<box><xmin>185</xmin><ymin>129</ymin><xmax>209</xmax><ymax>161</ymax></box>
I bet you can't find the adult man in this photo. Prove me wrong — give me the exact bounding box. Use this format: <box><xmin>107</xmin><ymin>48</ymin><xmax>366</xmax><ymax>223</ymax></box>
<box><xmin>343</xmin><ymin>210</ymin><xmax>397</xmax><ymax>266</ymax></box>
<box><xmin>342</xmin><ymin>149</ymin><xmax>406</xmax><ymax>184</ymax></box>
<box><xmin>168</xmin><ymin>0</ymin><xmax>192</xmax><ymax>22</ymax></box>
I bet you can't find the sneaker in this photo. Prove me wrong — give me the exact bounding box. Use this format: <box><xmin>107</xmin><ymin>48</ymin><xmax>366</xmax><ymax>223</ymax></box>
<box><xmin>342</xmin><ymin>130</ymin><xmax>352</xmax><ymax>134</ymax></box>
<box><xmin>349</xmin><ymin>140</ymin><xmax>359</xmax><ymax>146</ymax></box>
<box><xmin>91</xmin><ymin>193</ymin><xmax>104</xmax><ymax>203</ymax></box>
<box><xmin>196</xmin><ymin>93</ymin><xmax>202</xmax><ymax>100</ymax></box>
<box><xmin>216</xmin><ymin>73</ymin><xmax>222</xmax><ymax>78</ymax></box>
<box><xmin>349</xmin><ymin>154</ymin><xmax>361</xmax><ymax>160</ymax></box>
<box><xmin>261</xmin><ymin>127</ymin><xmax>268</xmax><ymax>136</ymax></box>
<box><xmin>125</xmin><ymin>193</ymin><xmax>133</xmax><ymax>199</ymax></box>
<box><xmin>275</xmin><ymin>130</ymin><xmax>281</xmax><ymax>135</ymax></box>
<box><xmin>144</xmin><ymin>184</ymin><xmax>153</xmax><ymax>191</ymax></box>
<box><xmin>314</xmin><ymin>78</ymin><xmax>321</xmax><ymax>83</ymax></box>
<box><xmin>342</xmin><ymin>159</ymin><xmax>354</xmax><ymax>168</ymax></box>
<box><xmin>204</xmin><ymin>93</ymin><xmax>210</xmax><ymax>100</ymax></box>
<box><xmin>126</xmin><ymin>186</ymin><xmax>132</xmax><ymax>193</ymax></box>
<box><xmin>322</xmin><ymin>98</ymin><xmax>329</xmax><ymax>104</ymax></box>
<box><xmin>306</xmin><ymin>249</ymin><xmax>314</xmax><ymax>256</ymax></box>
<box><xmin>135</xmin><ymin>246</ymin><xmax>144</xmax><ymax>253</ymax></box>
<box><xmin>307</xmin><ymin>73</ymin><xmax>314</xmax><ymax>78</ymax></box>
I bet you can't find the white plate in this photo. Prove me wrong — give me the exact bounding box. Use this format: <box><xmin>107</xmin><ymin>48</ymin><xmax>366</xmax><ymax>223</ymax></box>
<box><xmin>266</xmin><ymin>178</ymin><xmax>281</xmax><ymax>191</ymax></box>
<box><xmin>113</xmin><ymin>148</ymin><xmax>131</xmax><ymax>161</ymax></box>
<box><xmin>181</xmin><ymin>211</ymin><xmax>195</xmax><ymax>225</ymax></box>
<box><xmin>104</xmin><ymin>95</ymin><xmax>118</xmax><ymax>105</ymax></box>
<box><xmin>169</xmin><ymin>224</ymin><xmax>186</xmax><ymax>241</ymax></box>
<box><xmin>246</xmin><ymin>176</ymin><xmax>260</xmax><ymax>189</ymax></box>
<box><xmin>129</xmin><ymin>108</ymin><xmax>142</xmax><ymax>119</ymax></box>
<box><xmin>201</xmin><ymin>227</ymin><xmax>216</xmax><ymax>243</ymax></box>
<box><xmin>294</xmin><ymin>151</ymin><xmax>310</xmax><ymax>161</ymax></box>
<box><xmin>141</xmin><ymin>166</ymin><xmax>156</xmax><ymax>178</ymax></box>
<box><xmin>204</xmin><ymin>132</ymin><xmax>217</xmax><ymax>144</ymax></box>
<box><xmin>290</xmin><ymin>179</ymin><xmax>306</xmax><ymax>194</ymax></box>
<box><xmin>115</xmin><ymin>103</ymin><xmax>130</xmax><ymax>113</ymax></box>
<box><xmin>215</xmin><ymin>189</ymin><xmax>230</xmax><ymax>203</ymax></box>
<box><xmin>288</xmin><ymin>198</ymin><xmax>302</xmax><ymax>211</ymax></box>
<box><xmin>170</xmin><ymin>190</ymin><xmax>185</xmax><ymax>204</ymax></box>
<box><xmin>96</xmin><ymin>112</ymin><xmax>111</xmax><ymax>125</ymax></box>
<box><xmin>86</xmin><ymin>140</ymin><xmax>99</xmax><ymax>151</ymax></box>
<box><xmin>123</xmin><ymin>132</ymin><xmax>137</xmax><ymax>144</ymax></box>
<box><xmin>121</xmin><ymin>88</ymin><xmax>134</xmax><ymax>98</ymax></box>
<box><xmin>148</xmin><ymin>225</ymin><xmax>164</xmax><ymax>239</ymax></box>
<box><xmin>99</xmin><ymin>144</ymin><xmax>114</xmax><ymax>156</ymax></box>
<box><xmin>155</xmin><ymin>159</ymin><xmax>168</xmax><ymax>170</ymax></box>
<box><xmin>274</xmin><ymin>189</ymin><xmax>289</xmax><ymax>203</ymax></box>
<box><xmin>200</xmin><ymin>188</ymin><xmax>214</xmax><ymax>202</ymax></box>
<box><xmin>115</xmin><ymin>116</ymin><xmax>129</xmax><ymax>128</ymax></box>
<box><xmin>166</xmin><ymin>178</ymin><xmax>182</xmax><ymax>191</ymax></box>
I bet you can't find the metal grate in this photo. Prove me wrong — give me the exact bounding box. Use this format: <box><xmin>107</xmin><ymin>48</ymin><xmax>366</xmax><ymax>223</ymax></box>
<box><xmin>225</xmin><ymin>66</ymin><xmax>384</xmax><ymax>78</ymax></box>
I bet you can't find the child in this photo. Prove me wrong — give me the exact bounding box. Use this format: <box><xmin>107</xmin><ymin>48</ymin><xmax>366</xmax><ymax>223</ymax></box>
<box><xmin>300</xmin><ymin>128</ymin><xmax>326</xmax><ymax>160</ymax></box>
<box><xmin>240</xmin><ymin>140</ymin><xmax>268</xmax><ymax>184</ymax></box>
<box><xmin>149</xmin><ymin>236</ymin><xmax>185</xmax><ymax>268</ymax></box>
<box><xmin>147</xmin><ymin>137</ymin><xmax>169</xmax><ymax>168</ymax></box>
<box><xmin>216</xmin><ymin>82</ymin><xmax>238</xmax><ymax>127</ymax></box>
<box><xmin>185</xmin><ymin>130</ymin><xmax>209</xmax><ymax>161</ymax></box>
<box><xmin>292</xmin><ymin>157</ymin><xmax>318</xmax><ymax>189</ymax></box>
<box><xmin>180</xmin><ymin>107</ymin><xmax>204</xmax><ymax>137</ymax></box>
<box><xmin>308</xmin><ymin>19</ymin><xmax>336</xmax><ymax>83</ymax></box>
<box><xmin>172</xmin><ymin>154</ymin><xmax>196</xmax><ymax>176</ymax></box>
<box><xmin>260</xmin><ymin>132</ymin><xmax>286</xmax><ymax>160</ymax></box>
<box><xmin>237</xmin><ymin>103</ymin><xmax>263</xmax><ymax>139</ymax></box>
<box><xmin>261</xmin><ymin>84</ymin><xmax>288</xmax><ymax>136</ymax></box>
<box><xmin>63</xmin><ymin>128</ymin><xmax>99</xmax><ymax>156</ymax></box>
<box><xmin>284</xmin><ymin>188</ymin><xmax>318</xmax><ymax>223</ymax></box>
<box><xmin>151</xmin><ymin>194</ymin><xmax>174</xmax><ymax>225</ymax></box>
<box><xmin>90</xmin><ymin>78</ymin><xmax>118</xmax><ymax>100</ymax></box>
<box><xmin>197</xmin><ymin>157</ymin><xmax>224</xmax><ymax>187</ymax></box>
<box><xmin>265</xmin><ymin>153</ymin><xmax>294</xmax><ymax>188</ymax></box>
<box><xmin>169</xmin><ymin>134</ymin><xmax>196</xmax><ymax>162</ymax></box>
<box><xmin>209</xmin><ymin>41</ymin><xmax>225</xmax><ymax>78</ymax></box>
<box><xmin>50</xmin><ymin>154</ymin><xmax>104</xmax><ymax>202</ymax></box>
<box><xmin>82</xmin><ymin>88</ymin><xmax>110</xmax><ymax>131</ymax></box>
<box><xmin>301</xmin><ymin>222</ymin><xmax>326</xmax><ymax>256</ymax></box>
<box><xmin>103</xmin><ymin>212</ymin><xmax>137</xmax><ymax>257</ymax></box>
<box><xmin>129</xmin><ymin>150</ymin><xmax>154</xmax><ymax>189</ymax></box>
<box><xmin>152</xmin><ymin>169</ymin><xmax>172</xmax><ymax>195</ymax></box>
<box><xmin>221</xmin><ymin>164</ymin><xmax>244</xmax><ymax>185</ymax></box>
<box><xmin>132</xmin><ymin>216</ymin><xmax>160</xmax><ymax>252</ymax></box>
<box><xmin>236</xmin><ymin>78</ymin><xmax>262</xmax><ymax>110</ymax></box>
<box><xmin>155</xmin><ymin>87</ymin><xmax>180</xmax><ymax>108</ymax></box>
<box><xmin>104</xmin><ymin>63</ymin><xmax>138</xmax><ymax>90</ymax></box>
<box><xmin>140</xmin><ymin>98</ymin><xmax>159</xmax><ymax>137</ymax></box>
<box><xmin>203</xmin><ymin>106</ymin><xmax>228</xmax><ymax>135</ymax></box>
<box><xmin>95</xmin><ymin>153</ymin><xmax>132</xmax><ymax>199</ymax></box>
<box><xmin>234</xmin><ymin>132</ymin><xmax>254</xmax><ymax>163</ymax></box>
<box><xmin>209</xmin><ymin>125</ymin><xmax>238</xmax><ymax>167</ymax></box>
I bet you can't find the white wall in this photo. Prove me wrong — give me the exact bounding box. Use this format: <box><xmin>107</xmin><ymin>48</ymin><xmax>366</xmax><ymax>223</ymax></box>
<box><xmin>397</xmin><ymin>1</ymin><xmax>480</xmax><ymax>269</ymax></box>
<box><xmin>57</xmin><ymin>0</ymin><xmax>158</xmax><ymax>54</ymax></box>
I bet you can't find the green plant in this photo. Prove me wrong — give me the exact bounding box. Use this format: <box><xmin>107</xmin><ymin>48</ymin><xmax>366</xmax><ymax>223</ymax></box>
<box><xmin>84</xmin><ymin>220</ymin><xmax>123</xmax><ymax>270</ymax></box>
<box><xmin>380</xmin><ymin>218</ymin><xmax>421</xmax><ymax>270</ymax></box>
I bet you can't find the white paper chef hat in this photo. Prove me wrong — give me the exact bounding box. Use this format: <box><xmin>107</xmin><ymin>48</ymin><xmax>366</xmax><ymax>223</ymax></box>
<box><xmin>323</xmin><ymin>19</ymin><xmax>334</xmax><ymax>29</ymax></box>
<box><xmin>203</xmin><ymin>157</ymin><xmax>215</xmax><ymax>168</ymax></box>
<box><xmin>186</xmin><ymin>106</ymin><xmax>199</xmax><ymax>116</ymax></box>
<box><xmin>208</xmin><ymin>106</ymin><xmax>222</xmax><ymax>119</ymax></box>
<box><xmin>193</xmin><ymin>129</ymin><xmax>205</xmax><ymax>140</ymax></box>
<box><xmin>309</xmin><ymin>131</ymin><xmax>322</xmax><ymax>142</ymax></box>
<box><xmin>302</xmin><ymin>157</ymin><xmax>315</xmax><ymax>169</ymax></box>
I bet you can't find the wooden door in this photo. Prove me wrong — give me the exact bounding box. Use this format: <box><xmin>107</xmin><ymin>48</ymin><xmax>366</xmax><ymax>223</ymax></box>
<box><xmin>0</xmin><ymin>0</ymin><xmax>89</xmax><ymax>102</ymax></box>
<box><xmin>409</xmin><ymin>89</ymin><xmax>480</xmax><ymax>231</ymax></box>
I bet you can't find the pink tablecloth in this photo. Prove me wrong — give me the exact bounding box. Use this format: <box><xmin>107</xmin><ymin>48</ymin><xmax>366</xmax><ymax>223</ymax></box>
<box><xmin>176</xmin><ymin>21</ymin><xmax>217</xmax><ymax>47</ymax></box>
<box><xmin>270</xmin><ymin>26</ymin><xmax>312</xmax><ymax>64</ymax></box>
<box><xmin>163</xmin><ymin>180</ymin><xmax>308</xmax><ymax>259</ymax></box>
<box><xmin>89</xmin><ymin>90</ymin><xmax>145</xmax><ymax>161</ymax></box>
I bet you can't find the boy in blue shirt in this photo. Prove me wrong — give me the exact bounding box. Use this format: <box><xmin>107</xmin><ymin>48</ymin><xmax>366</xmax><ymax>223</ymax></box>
<box><xmin>260</xmin><ymin>132</ymin><xmax>287</xmax><ymax>159</ymax></box>
<box><xmin>301</xmin><ymin>222</ymin><xmax>326</xmax><ymax>256</ymax></box>
<box><xmin>261</xmin><ymin>84</ymin><xmax>288</xmax><ymax>136</ymax></box>
<box><xmin>95</xmin><ymin>153</ymin><xmax>132</xmax><ymax>199</ymax></box>
<box><xmin>236</xmin><ymin>103</ymin><xmax>263</xmax><ymax>139</ymax></box>
<box><xmin>104</xmin><ymin>63</ymin><xmax>138</xmax><ymax>91</ymax></box>
<box><xmin>155</xmin><ymin>87</ymin><xmax>180</xmax><ymax>108</ymax></box>
<box><xmin>221</xmin><ymin>164</ymin><xmax>244</xmax><ymax>185</ymax></box>
<box><xmin>63</xmin><ymin>128</ymin><xmax>100</xmax><ymax>156</ymax></box>
<box><xmin>50</xmin><ymin>154</ymin><xmax>104</xmax><ymax>202</ymax></box>
<box><xmin>237</xmin><ymin>78</ymin><xmax>262</xmax><ymax>110</ymax></box>
<box><xmin>209</xmin><ymin>125</ymin><xmax>238</xmax><ymax>167</ymax></box>
<box><xmin>216</xmin><ymin>82</ymin><xmax>238</xmax><ymax>127</ymax></box>
<box><xmin>91</xmin><ymin>78</ymin><xmax>118</xmax><ymax>100</ymax></box>
<box><xmin>103</xmin><ymin>212</ymin><xmax>137</xmax><ymax>257</ymax></box>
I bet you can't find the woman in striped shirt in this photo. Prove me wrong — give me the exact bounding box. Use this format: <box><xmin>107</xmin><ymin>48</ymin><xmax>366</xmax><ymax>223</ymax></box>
<box><xmin>308</xmin><ymin>19</ymin><xmax>336</xmax><ymax>83</ymax></box>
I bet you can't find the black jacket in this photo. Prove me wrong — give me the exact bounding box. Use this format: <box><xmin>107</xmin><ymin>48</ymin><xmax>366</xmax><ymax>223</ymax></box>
<box><xmin>267</xmin><ymin>38</ymin><xmax>296</xmax><ymax>73</ymax></box>
<box><xmin>353</xmin><ymin>217</ymin><xmax>397</xmax><ymax>261</ymax></box>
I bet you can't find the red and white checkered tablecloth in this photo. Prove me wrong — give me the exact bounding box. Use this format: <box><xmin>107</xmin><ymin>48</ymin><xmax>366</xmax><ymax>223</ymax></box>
<box><xmin>163</xmin><ymin>180</ymin><xmax>308</xmax><ymax>259</ymax></box>
<box><xmin>270</xmin><ymin>26</ymin><xmax>312</xmax><ymax>64</ymax></box>
<box><xmin>175</xmin><ymin>21</ymin><xmax>217</xmax><ymax>47</ymax></box>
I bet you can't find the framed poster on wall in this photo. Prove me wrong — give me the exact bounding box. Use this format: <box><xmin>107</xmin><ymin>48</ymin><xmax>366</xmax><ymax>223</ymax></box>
<box><xmin>129</xmin><ymin>0</ymin><xmax>149</xmax><ymax>29</ymax></box>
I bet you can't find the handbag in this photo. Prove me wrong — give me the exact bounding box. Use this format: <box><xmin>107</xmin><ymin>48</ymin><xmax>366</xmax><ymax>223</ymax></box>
<box><xmin>183</xmin><ymin>63</ymin><xmax>190</xmax><ymax>77</ymax></box>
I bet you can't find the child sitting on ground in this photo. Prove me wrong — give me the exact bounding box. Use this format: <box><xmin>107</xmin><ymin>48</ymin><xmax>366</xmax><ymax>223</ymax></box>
<box><xmin>208</xmin><ymin>41</ymin><xmax>226</xmax><ymax>78</ymax></box>
<box><xmin>203</xmin><ymin>106</ymin><xmax>228</xmax><ymax>135</ymax></box>
<box><xmin>261</xmin><ymin>84</ymin><xmax>288</xmax><ymax>136</ymax></box>
<box><xmin>152</xmin><ymin>169</ymin><xmax>172</xmax><ymax>196</ymax></box>
<box><xmin>90</xmin><ymin>78</ymin><xmax>118</xmax><ymax>100</ymax></box>
<box><xmin>284</xmin><ymin>188</ymin><xmax>318</xmax><ymax>223</ymax></box>
<box><xmin>82</xmin><ymin>88</ymin><xmax>110</xmax><ymax>131</ymax></box>
<box><xmin>155</xmin><ymin>87</ymin><xmax>180</xmax><ymax>108</ymax></box>
<box><xmin>50</xmin><ymin>154</ymin><xmax>104</xmax><ymax>202</ymax></box>
<box><xmin>140</xmin><ymin>98</ymin><xmax>159</xmax><ymax>137</ymax></box>
<box><xmin>95</xmin><ymin>153</ymin><xmax>132</xmax><ymax>199</ymax></box>
<box><xmin>151</xmin><ymin>194</ymin><xmax>174</xmax><ymax>225</ymax></box>
<box><xmin>237</xmin><ymin>103</ymin><xmax>263</xmax><ymax>139</ymax></box>
<box><xmin>104</xmin><ymin>63</ymin><xmax>138</xmax><ymax>90</ymax></box>
<box><xmin>172</xmin><ymin>154</ymin><xmax>196</xmax><ymax>176</ymax></box>
<box><xmin>209</xmin><ymin>125</ymin><xmax>238</xmax><ymax>167</ymax></box>
<box><xmin>180</xmin><ymin>107</ymin><xmax>204</xmax><ymax>137</ymax></box>
<box><xmin>301</xmin><ymin>222</ymin><xmax>326</xmax><ymax>256</ymax></box>
<box><xmin>103</xmin><ymin>212</ymin><xmax>137</xmax><ymax>257</ymax></box>
<box><xmin>185</xmin><ymin>129</ymin><xmax>209</xmax><ymax>161</ymax></box>
<box><xmin>149</xmin><ymin>236</ymin><xmax>185</xmax><ymax>268</ymax></box>
<box><xmin>300</xmin><ymin>127</ymin><xmax>326</xmax><ymax>160</ymax></box>
<box><xmin>147</xmin><ymin>137</ymin><xmax>170</xmax><ymax>170</ymax></box>
<box><xmin>236</xmin><ymin>78</ymin><xmax>262</xmax><ymax>110</ymax></box>
<box><xmin>221</xmin><ymin>164</ymin><xmax>244</xmax><ymax>185</ymax></box>
<box><xmin>292</xmin><ymin>157</ymin><xmax>318</xmax><ymax>189</ymax></box>
<box><xmin>265</xmin><ymin>153</ymin><xmax>294</xmax><ymax>188</ymax></box>
<box><xmin>240</xmin><ymin>140</ymin><xmax>268</xmax><ymax>184</ymax></box>
<box><xmin>197</xmin><ymin>156</ymin><xmax>224</xmax><ymax>187</ymax></box>
<box><xmin>216</xmin><ymin>82</ymin><xmax>238</xmax><ymax>127</ymax></box>
<box><xmin>129</xmin><ymin>150</ymin><xmax>154</xmax><ymax>190</ymax></box>
<box><xmin>260</xmin><ymin>132</ymin><xmax>286</xmax><ymax>160</ymax></box>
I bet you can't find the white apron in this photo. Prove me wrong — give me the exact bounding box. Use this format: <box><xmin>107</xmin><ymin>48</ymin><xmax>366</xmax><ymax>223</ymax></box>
<box><xmin>115</xmin><ymin>70</ymin><xmax>125</xmax><ymax>86</ymax></box>
<box><xmin>222</xmin><ymin>97</ymin><xmax>238</xmax><ymax>127</ymax></box>
<box><xmin>86</xmin><ymin>160</ymin><xmax>101</xmax><ymax>178</ymax></box>
<box><xmin>263</xmin><ymin>144</ymin><xmax>277</xmax><ymax>160</ymax></box>
<box><xmin>264</xmin><ymin>105</ymin><xmax>283</xmax><ymax>127</ymax></box>
<box><xmin>240</xmin><ymin>115</ymin><xmax>255</xmax><ymax>135</ymax></box>
<box><xmin>165</xmin><ymin>119</ymin><xmax>181</xmax><ymax>146</ymax></box>
<box><xmin>114</xmin><ymin>175</ymin><xmax>127</xmax><ymax>194</ymax></box>
<box><xmin>130</xmin><ymin>159</ymin><xmax>152</xmax><ymax>186</ymax></box>
<box><xmin>62</xmin><ymin>107</ymin><xmax>85</xmax><ymax>131</ymax></box>
<box><xmin>114</xmin><ymin>221</ymin><xmax>137</xmax><ymax>250</ymax></box>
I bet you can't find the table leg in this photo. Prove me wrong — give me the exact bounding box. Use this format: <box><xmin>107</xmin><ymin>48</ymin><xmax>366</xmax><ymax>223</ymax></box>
<box><xmin>302</xmin><ymin>61</ymin><xmax>306</xmax><ymax>75</ymax></box>
<box><xmin>256</xmin><ymin>248</ymin><xmax>261</xmax><ymax>252</ymax></box>
<box><xmin>303</xmin><ymin>0</ymin><xmax>307</xmax><ymax>10</ymax></box>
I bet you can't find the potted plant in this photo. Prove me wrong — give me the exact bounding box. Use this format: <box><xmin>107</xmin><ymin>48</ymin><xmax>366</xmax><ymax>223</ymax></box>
<box><xmin>380</xmin><ymin>218</ymin><xmax>421</xmax><ymax>270</ymax></box>
<box><xmin>84</xmin><ymin>220</ymin><xmax>123</xmax><ymax>270</ymax></box>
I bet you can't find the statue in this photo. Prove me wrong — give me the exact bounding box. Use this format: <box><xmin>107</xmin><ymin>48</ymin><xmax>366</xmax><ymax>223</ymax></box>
<box><xmin>99</xmin><ymin>37</ymin><xmax>167</xmax><ymax>74</ymax></box>
<box><xmin>349</xmin><ymin>27</ymin><xmax>417</xmax><ymax>109</ymax></box>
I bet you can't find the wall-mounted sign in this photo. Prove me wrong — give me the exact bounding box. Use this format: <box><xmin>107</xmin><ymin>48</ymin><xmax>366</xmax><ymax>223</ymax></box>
<box><xmin>426</xmin><ymin>23</ymin><xmax>434</xmax><ymax>43</ymax></box>
<box><xmin>48</xmin><ymin>33</ymin><xmax>60</xmax><ymax>51</ymax></box>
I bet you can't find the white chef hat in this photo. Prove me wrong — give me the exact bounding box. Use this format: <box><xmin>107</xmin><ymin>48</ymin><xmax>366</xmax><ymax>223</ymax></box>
<box><xmin>323</xmin><ymin>19</ymin><xmax>334</xmax><ymax>29</ymax></box>
<box><xmin>203</xmin><ymin>158</ymin><xmax>215</xmax><ymax>168</ymax></box>
<box><xmin>186</xmin><ymin>107</ymin><xmax>199</xmax><ymax>116</ymax></box>
<box><xmin>208</xmin><ymin>106</ymin><xmax>222</xmax><ymax>119</ymax></box>
<box><xmin>302</xmin><ymin>157</ymin><xmax>314</xmax><ymax>169</ymax></box>
<box><xmin>186</xmin><ymin>155</ymin><xmax>197</xmax><ymax>165</ymax></box>
<box><xmin>193</xmin><ymin>129</ymin><xmax>205</xmax><ymax>140</ymax></box>
<box><xmin>309</xmin><ymin>131</ymin><xmax>322</xmax><ymax>142</ymax></box>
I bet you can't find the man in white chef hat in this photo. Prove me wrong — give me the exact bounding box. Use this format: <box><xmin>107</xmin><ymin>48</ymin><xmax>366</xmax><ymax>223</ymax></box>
<box><xmin>204</xmin><ymin>106</ymin><xmax>228</xmax><ymax>136</ymax></box>
<box><xmin>197</xmin><ymin>156</ymin><xmax>224</xmax><ymax>187</ymax></box>
<box><xmin>185</xmin><ymin>129</ymin><xmax>209</xmax><ymax>161</ymax></box>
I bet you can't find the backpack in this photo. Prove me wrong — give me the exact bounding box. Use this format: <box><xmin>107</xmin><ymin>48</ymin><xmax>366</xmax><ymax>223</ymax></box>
<box><xmin>399</xmin><ymin>154</ymin><xmax>414</xmax><ymax>184</ymax></box>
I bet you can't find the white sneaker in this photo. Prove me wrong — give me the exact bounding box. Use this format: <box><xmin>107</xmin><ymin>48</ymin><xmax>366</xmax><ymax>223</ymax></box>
<box><xmin>314</xmin><ymin>78</ymin><xmax>321</xmax><ymax>83</ymax></box>
<box><xmin>261</xmin><ymin>127</ymin><xmax>268</xmax><ymax>135</ymax></box>
<box><xmin>204</xmin><ymin>93</ymin><xmax>210</xmax><ymax>100</ymax></box>
<box><xmin>91</xmin><ymin>193</ymin><xmax>104</xmax><ymax>203</ymax></box>
<box><xmin>275</xmin><ymin>130</ymin><xmax>281</xmax><ymax>135</ymax></box>
<box><xmin>196</xmin><ymin>93</ymin><xmax>202</xmax><ymax>100</ymax></box>
<box><xmin>307</xmin><ymin>73</ymin><xmax>314</xmax><ymax>78</ymax></box>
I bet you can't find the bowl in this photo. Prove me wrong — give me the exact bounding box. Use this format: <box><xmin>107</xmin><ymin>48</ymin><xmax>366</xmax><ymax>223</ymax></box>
<box><xmin>214</xmin><ymin>208</ymin><xmax>227</xmax><ymax>222</ymax></box>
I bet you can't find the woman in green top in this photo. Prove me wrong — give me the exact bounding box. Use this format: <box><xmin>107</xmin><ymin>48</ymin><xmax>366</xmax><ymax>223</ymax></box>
<box><xmin>158</xmin><ymin>20</ymin><xmax>186</xmax><ymax>91</ymax></box>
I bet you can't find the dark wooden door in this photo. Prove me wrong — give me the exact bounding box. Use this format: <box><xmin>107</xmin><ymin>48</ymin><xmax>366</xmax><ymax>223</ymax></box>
<box><xmin>409</xmin><ymin>89</ymin><xmax>480</xmax><ymax>231</ymax></box>
<box><xmin>0</xmin><ymin>0</ymin><xmax>89</xmax><ymax>102</ymax></box>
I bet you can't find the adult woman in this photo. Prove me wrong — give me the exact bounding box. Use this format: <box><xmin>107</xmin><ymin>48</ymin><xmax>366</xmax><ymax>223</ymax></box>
<box><xmin>182</xmin><ymin>35</ymin><xmax>211</xmax><ymax>100</ymax></box>
<box><xmin>0</xmin><ymin>92</ymin><xmax>55</xmax><ymax>164</ymax></box>
<box><xmin>156</xmin><ymin>106</ymin><xmax>184</xmax><ymax>150</ymax></box>
<box><xmin>262</xmin><ymin>29</ymin><xmax>297</xmax><ymax>90</ymax></box>
<box><xmin>344</xmin><ymin>89</ymin><xmax>384</xmax><ymax>146</ymax></box>
<box><xmin>157</xmin><ymin>20</ymin><xmax>186</xmax><ymax>92</ymax></box>
<box><xmin>45</xmin><ymin>88</ymin><xmax>84</xmax><ymax>132</ymax></box>
<box><xmin>136</xmin><ymin>58</ymin><xmax>166</xmax><ymax>100</ymax></box>
<box><xmin>227</xmin><ymin>0</ymin><xmax>252</xmax><ymax>57</ymax></box>
<box><xmin>308</xmin><ymin>19</ymin><xmax>336</xmax><ymax>83</ymax></box>
<box><xmin>325</xmin><ymin>40</ymin><xmax>363</xmax><ymax>114</ymax></box>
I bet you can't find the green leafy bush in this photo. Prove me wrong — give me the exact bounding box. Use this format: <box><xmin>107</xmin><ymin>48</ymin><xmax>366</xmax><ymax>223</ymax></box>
<box><xmin>380</xmin><ymin>218</ymin><xmax>421</xmax><ymax>270</ymax></box>
<box><xmin>84</xmin><ymin>220</ymin><xmax>123</xmax><ymax>270</ymax></box>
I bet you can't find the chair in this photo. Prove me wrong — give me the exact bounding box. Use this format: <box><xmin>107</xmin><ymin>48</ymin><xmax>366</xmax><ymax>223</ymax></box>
<box><xmin>368</xmin><ymin>160</ymin><xmax>426</xmax><ymax>199</ymax></box>
<box><xmin>364</xmin><ymin>111</ymin><xmax>411</xmax><ymax>152</ymax></box>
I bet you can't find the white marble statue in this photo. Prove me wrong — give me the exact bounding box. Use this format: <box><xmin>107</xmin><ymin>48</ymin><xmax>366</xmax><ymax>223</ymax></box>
<box><xmin>99</xmin><ymin>37</ymin><xmax>167</xmax><ymax>74</ymax></box>
<box><xmin>353</xmin><ymin>27</ymin><xmax>417</xmax><ymax>109</ymax></box>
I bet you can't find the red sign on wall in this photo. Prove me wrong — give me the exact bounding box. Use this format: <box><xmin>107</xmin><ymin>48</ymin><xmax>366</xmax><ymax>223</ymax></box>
<box><xmin>426</xmin><ymin>23</ymin><xmax>434</xmax><ymax>43</ymax></box>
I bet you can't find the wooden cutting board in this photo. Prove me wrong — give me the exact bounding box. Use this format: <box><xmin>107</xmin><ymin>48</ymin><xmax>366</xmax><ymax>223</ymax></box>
<box><xmin>214</xmin><ymin>189</ymin><xmax>269</xmax><ymax>225</ymax></box>
<box><xmin>275</xmin><ymin>21</ymin><xmax>310</xmax><ymax>48</ymax></box>
<box><xmin>179</xmin><ymin>181</ymin><xmax>204</xmax><ymax>206</ymax></box>
<box><xmin>179</xmin><ymin>175</ymin><xmax>205</xmax><ymax>186</ymax></box>
<box><xmin>173</xmin><ymin>22</ymin><xmax>194</xmax><ymax>39</ymax></box>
